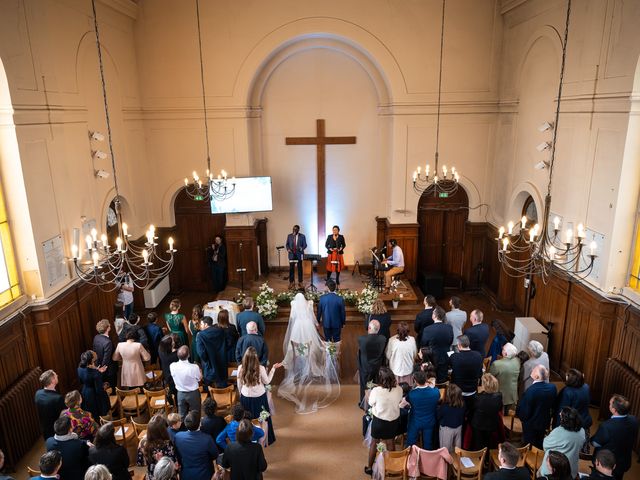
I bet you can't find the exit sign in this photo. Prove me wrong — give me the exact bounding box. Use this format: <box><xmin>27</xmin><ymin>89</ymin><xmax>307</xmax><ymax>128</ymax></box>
<box><xmin>194</xmin><ymin>195</ymin><xmax>204</xmax><ymax>201</ymax></box>
<box><xmin>439</xmin><ymin>192</ymin><xmax>449</xmax><ymax>198</ymax></box>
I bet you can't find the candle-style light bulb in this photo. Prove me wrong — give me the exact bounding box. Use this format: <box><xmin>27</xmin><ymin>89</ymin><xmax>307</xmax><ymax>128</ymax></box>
<box><xmin>577</xmin><ymin>223</ymin><xmax>585</xmax><ymax>238</ymax></box>
<box><xmin>508</xmin><ymin>221</ymin><xmax>514</xmax><ymax>235</ymax></box>
<box><xmin>589</xmin><ymin>241</ymin><xmax>597</xmax><ymax>255</ymax></box>
<box><xmin>85</xmin><ymin>235</ymin><xmax>92</xmax><ymax>250</ymax></box>
<box><xmin>553</xmin><ymin>216</ymin><xmax>560</xmax><ymax>230</ymax></box>
<box><xmin>502</xmin><ymin>237</ymin><xmax>509</xmax><ymax>251</ymax></box>
<box><xmin>122</xmin><ymin>223</ymin><xmax>128</xmax><ymax>237</ymax></box>
<box><xmin>412</xmin><ymin>171</ymin><xmax>418</xmax><ymax>182</ymax></box>
<box><xmin>92</xmin><ymin>251</ymin><xmax>99</xmax><ymax>267</ymax></box>
<box><xmin>529</xmin><ymin>229</ymin><xmax>536</xmax><ymax>242</ymax></box>
<box><xmin>454</xmin><ymin>172</ymin><xmax>460</xmax><ymax>182</ymax></box>
<box><xmin>71</xmin><ymin>244</ymin><xmax>78</xmax><ymax>259</ymax></box>
<box><xmin>116</xmin><ymin>237</ymin><xmax>122</xmax><ymax>252</ymax></box>
<box><xmin>521</xmin><ymin>216</ymin><xmax>527</xmax><ymax>229</ymax></box>
<box><xmin>91</xmin><ymin>228</ymin><xmax>98</xmax><ymax>242</ymax></box>
<box><xmin>100</xmin><ymin>234</ymin><xmax>107</xmax><ymax>246</ymax></box>
<box><xmin>442</xmin><ymin>165</ymin><xmax>448</xmax><ymax>177</ymax></box>
<box><xmin>565</xmin><ymin>228</ymin><xmax>573</xmax><ymax>244</ymax></box>
<box><xmin>434</xmin><ymin>175</ymin><xmax>439</xmax><ymax>183</ymax></box>
<box><xmin>498</xmin><ymin>226</ymin><xmax>505</xmax><ymax>239</ymax></box>
<box><xmin>417</xmin><ymin>166</ymin><xmax>422</xmax><ymax>174</ymax></box>
<box><xmin>142</xmin><ymin>249</ymin><xmax>149</xmax><ymax>264</ymax></box>
<box><xmin>168</xmin><ymin>237</ymin><xmax>174</xmax><ymax>251</ymax></box>
<box><xmin>425</xmin><ymin>165</ymin><xmax>430</xmax><ymax>177</ymax></box>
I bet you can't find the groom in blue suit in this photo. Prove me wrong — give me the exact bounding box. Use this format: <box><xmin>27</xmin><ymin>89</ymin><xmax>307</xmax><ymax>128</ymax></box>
<box><xmin>286</xmin><ymin>225</ymin><xmax>307</xmax><ymax>289</ymax></box>
<box><xmin>316</xmin><ymin>279</ymin><xmax>346</xmax><ymax>341</ymax></box>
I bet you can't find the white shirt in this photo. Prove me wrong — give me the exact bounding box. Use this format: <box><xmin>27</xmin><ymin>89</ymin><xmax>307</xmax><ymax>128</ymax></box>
<box><xmin>116</xmin><ymin>276</ymin><xmax>134</xmax><ymax>305</ymax></box>
<box><xmin>387</xmin><ymin>245</ymin><xmax>405</xmax><ymax>268</ymax></box>
<box><xmin>237</xmin><ymin>364</ymin><xmax>275</xmax><ymax>398</ymax></box>
<box><xmin>170</xmin><ymin>359</ymin><xmax>202</xmax><ymax>392</ymax></box>
<box><xmin>369</xmin><ymin>385</ymin><xmax>403</xmax><ymax>421</ymax></box>
<box><xmin>385</xmin><ymin>335</ymin><xmax>417</xmax><ymax>377</ymax></box>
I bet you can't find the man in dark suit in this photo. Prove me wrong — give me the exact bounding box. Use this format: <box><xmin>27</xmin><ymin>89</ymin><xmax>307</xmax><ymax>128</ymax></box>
<box><xmin>235</xmin><ymin>321</ymin><xmax>269</xmax><ymax>365</ymax></box>
<box><xmin>516</xmin><ymin>365</ymin><xmax>557</xmax><ymax>448</ymax></box>
<box><xmin>237</xmin><ymin>297</ymin><xmax>265</xmax><ymax>336</ymax></box>
<box><xmin>286</xmin><ymin>224</ymin><xmax>307</xmax><ymax>289</ymax></box>
<box><xmin>357</xmin><ymin>319</ymin><xmax>387</xmax><ymax>402</ymax></box>
<box><xmin>484</xmin><ymin>442</ymin><xmax>529</xmax><ymax>480</ymax></box>
<box><xmin>591</xmin><ymin>395</ymin><xmax>639</xmax><ymax>479</ymax></box>
<box><xmin>465</xmin><ymin>309</ymin><xmax>490</xmax><ymax>358</ymax></box>
<box><xmin>415</xmin><ymin>295</ymin><xmax>436</xmax><ymax>343</ymax></box>
<box><xmin>174</xmin><ymin>411</ymin><xmax>218</xmax><ymax>480</ymax></box>
<box><xmin>220</xmin><ymin>419</ymin><xmax>268</xmax><ymax>479</ymax></box>
<box><xmin>197</xmin><ymin>316</ymin><xmax>228</xmax><ymax>388</ymax></box>
<box><xmin>34</xmin><ymin>370</ymin><xmax>66</xmax><ymax>440</ymax></box>
<box><xmin>31</xmin><ymin>450</ymin><xmax>62</xmax><ymax>480</ymax></box>
<box><xmin>93</xmin><ymin>319</ymin><xmax>116</xmax><ymax>392</ymax></box>
<box><xmin>420</xmin><ymin>306</ymin><xmax>453</xmax><ymax>384</ymax></box>
<box><xmin>145</xmin><ymin>312</ymin><xmax>164</xmax><ymax>364</ymax></box>
<box><xmin>45</xmin><ymin>416</ymin><xmax>89</xmax><ymax>480</ymax></box>
<box><xmin>317</xmin><ymin>280</ymin><xmax>346</xmax><ymax>342</ymax></box>
<box><xmin>449</xmin><ymin>335</ymin><xmax>483</xmax><ymax>394</ymax></box>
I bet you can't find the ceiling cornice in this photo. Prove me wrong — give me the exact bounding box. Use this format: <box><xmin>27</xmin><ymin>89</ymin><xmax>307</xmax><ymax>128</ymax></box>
<box><xmin>97</xmin><ymin>0</ymin><xmax>138</xmax><ymax>20</ymax></box>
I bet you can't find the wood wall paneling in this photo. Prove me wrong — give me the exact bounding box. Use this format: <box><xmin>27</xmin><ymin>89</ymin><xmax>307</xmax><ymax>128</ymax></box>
<box><xmin>374</xmin><ymin>218</ymin><xmax>419</xmax><ymax>282</ymax></box>
<box><xmin>482</xmin><ymin>226</ymin><xmax>500</xmax><ymax>296</ymax></box>
<box><xmin>0</xmin><ymin>313</ymin><xmax>35</xmax><ymax>393</ymax></box>
<box><xmin>461</xmin><ymin>223</ymin><xmax>486</xmax><ymax>290</ymax></box>
<box><xmin>224</xmin><ymin>220</ymin><xmax>269</xmax><ymax>284</ymax></box>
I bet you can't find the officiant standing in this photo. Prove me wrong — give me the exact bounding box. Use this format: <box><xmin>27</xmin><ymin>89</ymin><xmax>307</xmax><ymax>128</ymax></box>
<box><xmin>286</xmin><ymin>225</ymin><xmax>307</xmax><ymax>290</ymax></box>
<box><xmin>325</xmin><ymin>225</ymin><xmax>346</xmax><ymax>288</ymax></box>
<box><xmin>208</xmin><ymin>235</ymin><xmax>227</xmax><ymax>293</ymax></box>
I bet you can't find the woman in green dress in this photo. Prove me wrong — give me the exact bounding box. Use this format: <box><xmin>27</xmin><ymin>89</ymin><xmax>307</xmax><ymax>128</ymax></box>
<box><xmin>189</xmin><ymin>304</ymin><xmax>203</xmax><ymax>363</ymax></box>
<box><xmin>164</xmin><ymin>298</ymin><xmax>189</xmax><ymax>348</ymax></box>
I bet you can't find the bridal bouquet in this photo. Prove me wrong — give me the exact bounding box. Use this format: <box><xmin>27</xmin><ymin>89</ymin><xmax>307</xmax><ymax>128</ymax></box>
<box><xmin>357</xmin><ymin>285</ymin><xmax>378</xmax><ymax>314</ymax></box>
<box><xmin>256</xmin><ymin>282</ymin><xmax>278</xmax><ymax>320</ymax></box>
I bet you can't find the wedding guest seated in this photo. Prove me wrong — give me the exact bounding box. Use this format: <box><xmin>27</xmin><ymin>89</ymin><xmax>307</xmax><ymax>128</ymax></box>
<box><xmin>200</xmin><ymin>397</ymin><xmax>227</xmax><ymax>441</ymax></box>
<box><xmin>540</xmin><ymin>407</ymin><xmax>585</xmax><ymax>479</ymax></box>
<box><xmin>539</xmin><ymin>450</ymin><xmax>573</xmax><ymax>480</ymax></box>
<box><xmin>167</xmin><ymin>413</ymin><xmax>182</xmax><ymax>444</ymax></box>
<box><xmin>437</xmin><ymin>383</ymin><xmax>465</xmax><ymax>454</ymax></box>
<box><xmin>61</xmin><ymin>390</ymin><xmax>98</xmax><ymax>441</ymax></box>
<box><xmin>220</xmin><ymin>419</ymin><xmax>268</xmax><ymax>480</ymax></box>
<box><xmin>35</xmin><ymin>369</ymin><xmax>66</xmax><ymax>440</ymax></box>
<box><xmin>174</xmin><ymin>411</ymin><xmax>218</xmax><ymax>480</ymax></box>
<box><xmin>145</xmin><ymin>312</ymin><xmax>164</xmax><ymax>365</ymax></box>
<box><xmin>235</xmin><ymin>321</ymin><xmax>269</xmax><ymax>365</ymax></box>
<box><xmin>484</xmin><ymin>441</ymin><xmax>529</xmax><ymax>480</ymax></box>
<box><xmin>153</xmin><ymin>457</ymin><xmax>178</xmax><ymax>480</ymax></box>
<box><xmin>30</xmin><ymin>450</ymin><xmax>62</xmax><ymax>480</ymax></box>
<box><xmin>591</xmin><ymin>394</ymin><xmax>639</xmax><ymax>480</ymax></box>
<box><xmin>45</xmin><ymin>416</ymin><xmax>90</xmax><ymax>480</ymax></box>
<box><xmin>216</xmin><ymin>404</ymin><xmax>265</xmax><ymax>451</ymax></box>
<box><xmin>136</xmin><ymin>415</ymin><xmax>177</xmax><ymax>480</ymax></box>
<box><xmin>522</xmin><ymin>340</ymin><xmax>549</xmax><ymax>391</ymax></box>
<box><xmin>88</xmin><ymin>423</ymin><xmax>130</xmax><ymax>480</ymax></box>
<box><xmin>588</xmin><ymin>449</ymin><xmax>616</xmax><ymax>480</ymax></box>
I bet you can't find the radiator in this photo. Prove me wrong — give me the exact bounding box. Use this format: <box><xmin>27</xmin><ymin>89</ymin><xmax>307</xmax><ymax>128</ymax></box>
<box><xmin>601</xmin><ymin>359</ymin><xmax>640</xmax><ymax>454</ymax></box>
<box><xmin>143</xmin><ymin>274</ymin><xmax>170</xmax><ymax>308</ymax></box>
<box><xmin>0</xmin><ymin>367</ymin><xmax>42</xmax><ymax>471</ymax></box>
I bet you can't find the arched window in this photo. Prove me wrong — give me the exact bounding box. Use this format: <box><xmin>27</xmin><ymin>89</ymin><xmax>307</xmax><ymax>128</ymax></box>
<box><xmin>0</xmin><ymin>179</ymin><xmax>20</xmax><ymax>307</ymax></box>
<box><xmin>521</xmin><ymin>195</ymin><xmax>538</xmax><ymax>224</ymax></box>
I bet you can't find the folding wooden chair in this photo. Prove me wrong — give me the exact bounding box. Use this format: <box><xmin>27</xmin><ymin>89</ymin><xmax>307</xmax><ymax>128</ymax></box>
<box><xmin>524</xmin><ymin>445</ymin><xmax>544</xmax><ymax>480</ymax></box>
<box><xmin>451</xmin><ymin>446</ymin><xmax>487</xmax><ymax>480</ymax></box>
<box><xmin>115</xmin><ymin>387</ymin><xmax>147</xmax><ymax>419</ymax></box>
<box><xmin>209</xmin><ymin>384</ymin><xmax>235</xmax><ymax>415</ymax></box>
<box><xmin>384</xmin><ymin>446</ymin><xmax>411</xmax><ymax>479</ymax></box>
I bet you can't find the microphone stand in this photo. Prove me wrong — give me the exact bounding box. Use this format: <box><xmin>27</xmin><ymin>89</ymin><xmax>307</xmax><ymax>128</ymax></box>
<box><xmin>236</xmin><ymin>242</ymin><xmax>247</xmax><ymax>294</ymax></box>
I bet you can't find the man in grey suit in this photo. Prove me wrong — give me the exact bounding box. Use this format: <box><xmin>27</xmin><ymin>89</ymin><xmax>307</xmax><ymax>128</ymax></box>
<box><xmin>445</xmin><ymin>296</ymin><xmax>467</xmax><ymax>351</ymax></box>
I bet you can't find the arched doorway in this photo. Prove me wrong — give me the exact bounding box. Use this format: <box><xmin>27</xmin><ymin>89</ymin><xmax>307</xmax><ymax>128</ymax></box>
<box><xmin>172</xmin><ymin>190</ymin><xmax>226</xmax><ymax>292</ymax></box>
<box><xmin>417</xmin><ymin>184</ymin><xmax>469</xmax><ymax>288</ymax></box>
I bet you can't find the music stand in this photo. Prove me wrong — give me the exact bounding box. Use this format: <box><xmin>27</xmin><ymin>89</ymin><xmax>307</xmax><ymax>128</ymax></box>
<box><xmin>370</xmin><ymin>249</ymin><xmax>385</xmax><ymax>291</ymax></box>
<box><xmin>303</xmin><ymin>254</ymin><xmax>321</xmax><ymax>293</ymax></box>
<box><xmin>236</xmin><ymin>242</ymin><xmax>247</xmax><ymax>294</ymax></box>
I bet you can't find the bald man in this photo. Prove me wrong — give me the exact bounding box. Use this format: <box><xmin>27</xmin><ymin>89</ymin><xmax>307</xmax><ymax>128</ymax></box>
<box><xmin>516</xmin><ymin>365</ymin><xmax>557</xmax><ymax>448</ymax></box>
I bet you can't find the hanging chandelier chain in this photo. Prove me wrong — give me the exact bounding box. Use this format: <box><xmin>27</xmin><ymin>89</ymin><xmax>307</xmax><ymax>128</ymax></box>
<box><xmin>547</xmin><ymin>0</ymin><xmax>572</xmax><ymax>197</ymax></box>
<box><xmin>434</xmin><ymin>0</ymin><xmax>446</xmax><ymax>166</ymax></box>
<box><xmin>195</xmin><ymin>0</ymin><xmax>211</xmax><ymax>171</ymax></box>
<box><xmin>90</xmin><ymin>0</ymin><xmax>121</xmax><ymax>201</ymax></box>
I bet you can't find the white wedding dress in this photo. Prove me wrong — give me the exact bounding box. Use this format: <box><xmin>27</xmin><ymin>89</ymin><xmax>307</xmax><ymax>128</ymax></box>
<box><xmin>277</xmin><ymin>293</ymin><xmax>341</xmax><ymax>414</ymax></box>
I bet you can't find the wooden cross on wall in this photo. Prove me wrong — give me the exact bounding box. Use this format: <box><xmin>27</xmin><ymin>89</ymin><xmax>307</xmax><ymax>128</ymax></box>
<box><xmin>285</xmin><ymin>119</ymin><xmax>356</xmax><ymax>247</ymax></box>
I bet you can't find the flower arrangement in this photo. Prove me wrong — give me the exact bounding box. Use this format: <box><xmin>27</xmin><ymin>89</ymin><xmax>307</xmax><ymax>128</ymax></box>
<box><xmin>258</xmin><ymin>406</ymin><xmax>271</xmax><ymax>422</ymax></box>
<box><xmin>233</xmin><ymin>291</ymin><xmax>247</xmax><ymax>305</ymax></box>
<box><xmin>376</xmin><ymin>441</ymin><xmax>387</xmax><ymax>453</ymax></box>
<box><xmin>325</xmin><ymin>341</ymin><xmax>338</xmax><ymax>358</ymax></box>
<box><xmin>337</xmin><ymin>289</ymin><xmax>358</xmax><ymax>306</ymax></box>
<box><xmin>275</xmin><ymin>291</ymin><xmax>295</xmax><ymax>306</ymax></box>
<box><xmin>357</xmin><ymin>284</ymin><xmax>379</xmax><ymax>314</ymax></box>
<box><xmin>256</xmin><ymin>282</ymin><xmax>278</xmax><ymax>320</ymax></box>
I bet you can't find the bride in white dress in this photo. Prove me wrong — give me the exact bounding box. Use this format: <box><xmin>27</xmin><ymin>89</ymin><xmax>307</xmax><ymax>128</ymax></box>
<box><xmin>277</xmin><ymin>292</ymin><xmax>341</xmax><ymax>414</ymax></box>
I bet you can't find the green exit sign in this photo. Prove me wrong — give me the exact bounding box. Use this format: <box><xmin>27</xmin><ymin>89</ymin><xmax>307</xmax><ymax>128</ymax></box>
<box><xmin>439</xmin><ymin>192</ymin><xmax>449</xmax><ymax>198</ymax></box>
<box><xmin>194</xmin><ymin>195</ymin><xmax>204</xmax><ymax>201</ymax></box>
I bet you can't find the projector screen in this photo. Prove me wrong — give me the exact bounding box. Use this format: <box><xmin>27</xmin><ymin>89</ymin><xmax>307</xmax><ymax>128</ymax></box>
<box><xmin>210</xmin><ymin>176</ymin><xmax>273</xmax><ymax>214</ymax></box>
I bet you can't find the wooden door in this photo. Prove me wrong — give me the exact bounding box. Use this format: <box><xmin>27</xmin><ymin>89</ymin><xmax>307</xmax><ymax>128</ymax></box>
<box><xmin>171</xmin><ymin>190</ymin><xmax>226</xmax><ymax>292</ymax></box>
<box><xmin>417</xmin><ymin>185</ymin><xmax>469</xmax><ymax>287</ymax></box>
